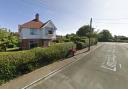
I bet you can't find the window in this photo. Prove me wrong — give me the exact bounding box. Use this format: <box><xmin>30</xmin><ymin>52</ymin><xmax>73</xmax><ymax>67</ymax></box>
<box><xmin>30</xmin><ymin>29</ymin><xmax>37</xmax><ymax>35</ymax></box>
<box><xmin>29</xmin><ymin>40</ymin><xmax>38</xmax><ymax>49</ymax></box>
<box><xmin>48</xmin><ymin>30</ymin><xmax>53</xmax><ymax>34</ymax></box>
<box><xmin>46</xmin><ymin>27</ymin><xmax>54</xmax><ymax>34</ymax></box>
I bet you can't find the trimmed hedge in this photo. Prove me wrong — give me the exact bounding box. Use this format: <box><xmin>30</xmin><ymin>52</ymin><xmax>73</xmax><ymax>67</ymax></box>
<box><xmin>0</xmin><ymin>42</ymin><xmax>76</xmax><ymax>85</ymax></box>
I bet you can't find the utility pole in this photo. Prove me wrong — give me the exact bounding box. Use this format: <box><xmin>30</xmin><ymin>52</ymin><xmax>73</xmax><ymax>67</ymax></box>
<box><xmin>88</xmin><ymin>18</ymin><xmax>92</xmax><ymax>51</ymax></box>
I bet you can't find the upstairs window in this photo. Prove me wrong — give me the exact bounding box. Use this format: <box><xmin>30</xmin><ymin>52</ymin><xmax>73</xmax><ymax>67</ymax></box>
<box><xmin>48</xmin><ymin>30</ymin><xmax>53</xmax><ymax>34</ymax></box>
<box><xmin>46</xmin><ymin>27</ymin><xmax>54</xmax><ymax>34</ymax></box>
<box><xmin>30</xmin><ymin>29</ymin><xmax>37</xmax><ymax>35</ymax></box>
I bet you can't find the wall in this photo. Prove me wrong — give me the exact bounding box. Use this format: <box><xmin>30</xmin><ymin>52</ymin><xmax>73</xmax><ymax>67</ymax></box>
<box><xmin>20</xmin><ymin>28</ymin><xmax>56</xmax><ymax>40</ymax></box>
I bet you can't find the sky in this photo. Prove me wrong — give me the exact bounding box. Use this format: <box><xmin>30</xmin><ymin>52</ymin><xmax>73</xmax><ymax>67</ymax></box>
<box><xmin>0</xmin><ymin>0</ymin><xmax>128</xmax><ymax>36</ymax></box>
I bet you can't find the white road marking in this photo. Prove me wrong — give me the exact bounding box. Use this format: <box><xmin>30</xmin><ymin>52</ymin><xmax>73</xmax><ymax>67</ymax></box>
<box><xmin>119</xmin><ymin>64</ymin><xmax>122</xmax><ymax>69</ymax></box>
<box><xmin>101</xmin><ymin>45</ymin><xmax>117</xmax><ymax>71</ymax></box>
<box><xmin>101</xmin><ymin>65</ymin><xmax>116</xmax><ymax>71</ymax></box>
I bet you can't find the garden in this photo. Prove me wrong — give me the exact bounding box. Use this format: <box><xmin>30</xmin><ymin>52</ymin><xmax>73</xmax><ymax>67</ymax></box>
<box><xmin>0</xmin><ymin>25</ymin><xmax>98</xmax><ymax>85</ymax></box>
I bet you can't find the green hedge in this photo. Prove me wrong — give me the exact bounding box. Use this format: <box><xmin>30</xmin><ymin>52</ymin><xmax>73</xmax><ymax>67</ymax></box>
<box><xmin>75</xmin><ymin>42</ymin><xmax>87</xmax><ymax>50</ymax></box>
<box><xmin>75</xmin><ymin>38</ymin><xmax>97</xmax><ymax>50</ymax></box>
<box><xmin>0</xmin><ymin>42</ymin><xmax>76</xmax><ymax>85</ymax></box>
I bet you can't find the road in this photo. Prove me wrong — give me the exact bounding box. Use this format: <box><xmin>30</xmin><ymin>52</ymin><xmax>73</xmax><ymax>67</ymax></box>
<box><xmin>26</xmin><ymin>43</ymin><xmax>128</xmax><ymax>89</ymax></box>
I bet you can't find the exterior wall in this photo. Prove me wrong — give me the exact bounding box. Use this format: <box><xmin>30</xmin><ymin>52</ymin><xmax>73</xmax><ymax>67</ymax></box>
<box><xmin>20</xmin><ymin>28</ymin><xmax>56</xmax><ymax>40</ymax></box>
<box><xmin>21</xmin><ymin>39</ymin><xmax>52</xmax><ymax>50</ymax></box>
<box><xmin>20</xmin><ymin>28</ymin><xmax>41</xmax><ymax>39</ymax></box>
<box><xmin>41</xmin><ymin>28</ymin><xmax>56</xmax><ymax>40</ymax></box>
<box><xmin>41</xmin><ymin>21</ymin><xmax>57</xmax><ymax>39</ymax></box>
<box><xmin>43</xmin><ymin>39</ymin><xmax>52</xmax><ymax>47</ymax></box>
<box><xmin>38</xmin><ymin>39</ymin><xmax>44</xmax><ymax>47</ymax></box>
<box><xmin>21</xmin><ymin>39</ymin><xmax>29</xmax><ymax>50</ymax></box>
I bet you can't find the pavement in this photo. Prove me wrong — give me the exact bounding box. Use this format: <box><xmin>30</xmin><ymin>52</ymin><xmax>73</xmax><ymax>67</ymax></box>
<box><xmin>25</xmin><ymin>42</ymin><xmax>128</xmax><ymax>89</ymax></box>
<box><xmin>0</xmin><ymin>43</ymin><xmax>101</xmax><ymax>89</ymax></box>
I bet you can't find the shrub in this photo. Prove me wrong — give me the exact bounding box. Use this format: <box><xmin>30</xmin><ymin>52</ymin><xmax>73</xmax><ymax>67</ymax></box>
<box><xmin>0</xmin><ymin>42</ymin><xmax>76</xmax><ymax>84</ymax></box>
<box><xmin>79</xmin><ymin>39</ymin><xmax>86</xmax><ymax>43</ymax></box>
<box><xmin>63</xmin><ymin>39</ymin><xmax>70</xmax><ymax>42</ymax></box>
<box><xmin>75</xmin><ymin>37</ymin><xmax>97</xmax><ymax>50</ymax></box>
<box><xmin>7</xmin><ymin>44</ymin><xmax>14</xmax><ymax>48</ymax></box>
<box><xmin>70</xmin><ymin>36</ymin><xmax>81</xmax><ymax>42</ymax></box>
<box><xmin>75</xmin><ymin>42</ymin><xmax>86</xmax><ymax>50</ymax></box>
<box><xmin>0</xmin><ymin>43</ymin><xmax>6</xmax><ymax>52</ymax></box>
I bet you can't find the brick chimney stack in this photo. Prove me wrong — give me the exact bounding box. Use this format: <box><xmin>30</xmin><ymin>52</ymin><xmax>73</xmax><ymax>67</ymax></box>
<box><xmin>35</xmin><ymin>13</ymin><xmax>39</xmax><ymax>21</ymax></box>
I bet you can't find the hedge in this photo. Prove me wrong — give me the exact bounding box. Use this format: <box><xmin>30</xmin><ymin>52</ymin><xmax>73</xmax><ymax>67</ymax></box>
<box><xmin>75</xmin><ymin>42</ymin><xmax>87</xmax><ymax>50</ymax></box>
<box><xmin>0</xmin><ymin>42</ymin><xmax>76</xmax><ymax>85</ymax></box>
<box><xmin>75</xmin><ymin>38</ymin><xmax>97</xmax><ymax>50</ymax></box>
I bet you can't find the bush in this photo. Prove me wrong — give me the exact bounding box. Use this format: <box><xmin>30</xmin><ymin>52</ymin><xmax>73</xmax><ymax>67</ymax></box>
<box><xmin>0</xmin><ymin>43</ymin><xmax>6</xmax><ymax>52</ymax></box>
<box><xmin>0</xmin><ymin>42</ymin><xmax>76</xmax><ymax>85</ymax></box>
<box><xmin>75</xmin><ymin>42</ymin><xmax>87</xmax><ymax>50</ymax></box>
<box><xmin>7</xmin><ymin>44</ymin><xmax>14</xmax><ymax>48</ymax></box>
<box><xmin>70</xmin><ymin>36</ymin><xmax>81</xmax><ymax>42</ymax></box>
<box><xmin>90</xmin><ymin>38</ymin><xmax>98</xmax><ymax>45</ymax></box>
<box><xmin>75</xmin><ymin>37</ymin><xmax>98</xmax><ymax>50</ymax></box>
<box><xmin>63</xmin><ymin>39</ymin><xmax>70</xmax><ymax>42</ymax></box>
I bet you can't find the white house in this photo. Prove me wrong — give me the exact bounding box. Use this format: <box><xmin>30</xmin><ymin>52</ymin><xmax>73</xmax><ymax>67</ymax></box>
<box><xmin>18</xmin><ymin>13</ymin><xmax>57</xmax><ymax>50</ymax></box>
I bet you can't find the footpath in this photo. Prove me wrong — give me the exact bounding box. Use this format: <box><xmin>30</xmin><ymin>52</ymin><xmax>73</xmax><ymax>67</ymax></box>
<box><xmin>0</xmin><ymin>43</ymin><xmax>103</xmax><ymax>89</ymax></box>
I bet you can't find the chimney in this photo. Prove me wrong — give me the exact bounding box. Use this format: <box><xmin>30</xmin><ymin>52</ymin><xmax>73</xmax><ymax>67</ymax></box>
<box><xmin>35</xmin><ymin>13</ymin><xmax>39</xmax><ymax>21</ymax></box>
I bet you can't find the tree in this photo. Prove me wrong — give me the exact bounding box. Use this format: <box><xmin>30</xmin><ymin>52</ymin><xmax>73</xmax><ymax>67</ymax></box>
<box><xmin>0</xmin><ymin>28</ymin><xmax>19</xmax><ymax>51</ymax></box>
<box><xmin>76</xmin><ymin>25</ymin><xmax>94</xmax><ymax>37</ymax></box>
<box><xmin>113</xmin><ymin>35</ymin><xmax>128</xmax><ymax>42</ymax></box>
<box><xmin>0</xmin><ymin>28</ymin><xmax>10</xmax><ymax>51</ymax></box>
<box><xmin>98</xmin><ymin>30</ymin><xmax>113</xmax><ymax>42</ymax></box>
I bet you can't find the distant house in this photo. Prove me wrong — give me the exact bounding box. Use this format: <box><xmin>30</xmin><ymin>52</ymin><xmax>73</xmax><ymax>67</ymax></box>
<box><xmin>18</xmin><ymin>13</ymin><xmax>57</xmax><ymax>50</ymax></box>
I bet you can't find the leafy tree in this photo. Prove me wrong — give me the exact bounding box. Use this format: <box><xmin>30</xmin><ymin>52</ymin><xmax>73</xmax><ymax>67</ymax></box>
<box><xmin>8</xmin><ymin>32</ymin><xmax>19</xmax><ymax>48</ymax></box>
<box><xmin>0</xmin><ymin>28</ymin><xmax>19</xmax><ymax>51</ymax></box>
<box><xmin>76</xmin><ymin>25</ymin><xmax>94</xmax><ymax>37</ymax></box>
<box><xmin>66</xmin><ymin>33</ymin><xmax>76</xmax><ymax>39</ymax></box>
<box><xmin>98</xmin><ymin>30</ymin><xmax>113</xmax><ymax>42</ymax></box>
<box><xmin>0</xmin><ymin>28</ymin><xmax>10</xmax><ymax>51</ymax></box>
<box><xmin>113</xmin><ymin>35</ymin><xmax>128</xmax><ymax>42</ymax></box>
<box><xmin>117</xmin><ymin>36</ymin><xmax>128</xmax><ymax>40</ymax></box>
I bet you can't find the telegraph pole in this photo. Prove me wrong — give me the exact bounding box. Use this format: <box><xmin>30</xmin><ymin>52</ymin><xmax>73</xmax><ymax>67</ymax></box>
<box><xmin>88</xmin><ymin>18</ymin><xmax>92</xmax><ymax>51</ymax></box>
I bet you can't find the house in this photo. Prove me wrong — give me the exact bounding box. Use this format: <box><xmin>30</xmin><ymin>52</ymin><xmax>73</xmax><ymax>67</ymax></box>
<box><xmin>18</xmin><ymin>13</ymin><xmax>57</xmax><ymax>50</ymax></box>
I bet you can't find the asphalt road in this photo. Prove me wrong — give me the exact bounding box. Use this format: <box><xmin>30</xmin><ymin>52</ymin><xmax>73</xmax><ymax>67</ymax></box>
<box><xmin>27</xmin><ymin>43</ymin><xmax>128</xmax><ymax>89</ymax></box>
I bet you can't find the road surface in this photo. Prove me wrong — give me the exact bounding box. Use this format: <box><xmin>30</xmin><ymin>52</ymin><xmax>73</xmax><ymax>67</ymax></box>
<box><xmin>26</xmin><ymin>43</ymin><xmax>128</xmax><ymax>89</ymax></box>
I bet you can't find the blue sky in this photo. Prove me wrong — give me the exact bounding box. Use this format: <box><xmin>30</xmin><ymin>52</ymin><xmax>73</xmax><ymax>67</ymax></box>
<box><xmin>0</xmin><ymin>0</ymin><xmax>128</xmax><ymax>36</ymax></box>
